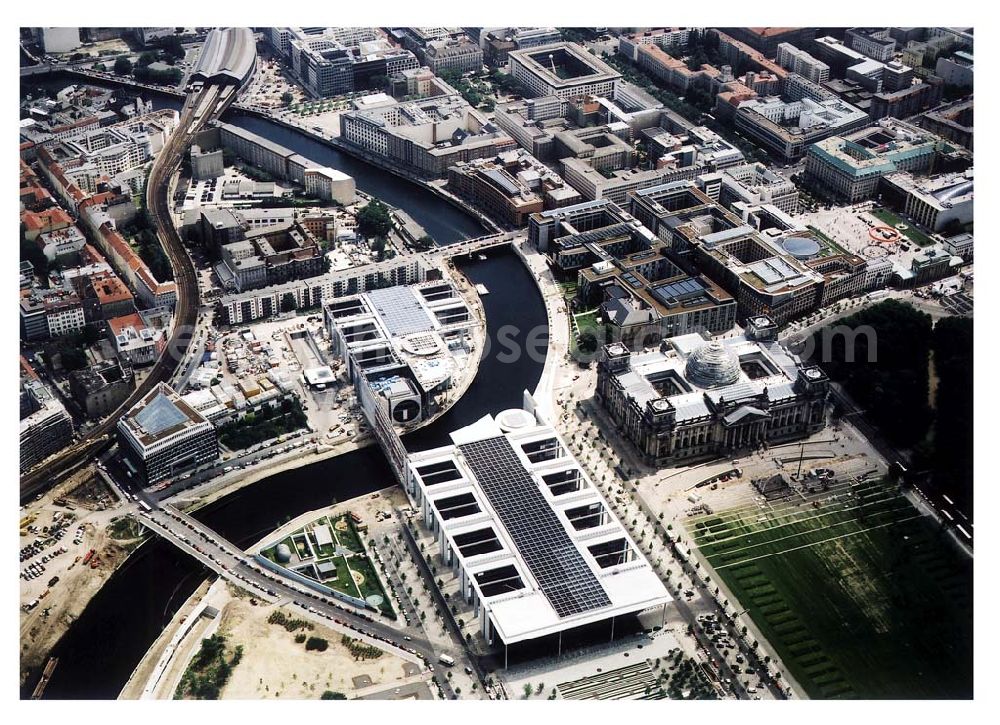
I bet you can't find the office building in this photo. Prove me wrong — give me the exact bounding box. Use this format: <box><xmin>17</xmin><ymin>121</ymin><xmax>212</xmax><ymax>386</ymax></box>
<box><xmin>482</xmin><ymin>27</ymin><xmax>563</xmax><ymax>66</ymax></box>
<box><xmin>191</xmin><ymin>141</ymin><xmax>225</xmax><ymax>181</ymax></box>
<box><xmin>617</xmin><ymin>29</ymin><xmax>693</xmax><ymax>61</ymax></box>
<box><xmin>40</xmin><ymin>27</ymin><xmax>81</xmax><ymax>54</ymax></box>
<box><xmin>627</xmin><ymin>182</ymin><xmax>829</xmax><ymax>325</ymax></box>
<box><xmin>919</xmin><ymin>98</ymin><xmax>973</xmax><ymax>151</ymax></box>
<box><xmin>508</xmin><ymin>42</ymin><xmax>621</xmax><ymax>100</ymax></box>
<box><xmin>68</xmin><ymin>358</ymin><xmax>135</xmax><ymax>419</ymax></box>
<box><xmin>340</xmin><ymin>93</ymin><xmax>515</xmax><ymax>178</ymax></box>
<box><xmin>447</xmin><ymin>159</ymin><xmax>544</xmax><ymax>227</ymax></box>
<box><xmin>424</xmin><ymin>38</ymin><xmax>484</xmax><ymax>76</ymax></box>
<box><xmin>117</xmin><ymin>383</ymin><xmax>219</xmax><ymax>485</ymax></box>
<box><xmin>845</xmin><ymin>28</ymin><xmax>897</xmax><ymax>62</ymax></box>
<box><xmin>83</xmin><ymin>270</ymin><xmax>135</xmax><ymax>321</ymax></box>
<box><xmin>217</xmin><ymin>220</ymin><xmax>325</xmax><ymax>292</ymax></box>
<box><xmin>813</xmin><ymin>36</ymin><xmax>871</xmax><ymax>76</ymax></box>
<box><xmin>404</xmin><ymin>398</ymin><xmax>671</xmax><ymax>655</ymax></box>
<box><xmin>631</xmin><ymin>43</ymin><xmax>720</xmax><ymax>95</ymax></box>
<box><xmin>288</xmin><ymin>29</ymin><xmax>418</xmax><ymax>97</ymax></box>
<box><xmin>733</xmin><ymin>95</ymin><xmax>870</xmax><ymax>163</ymax></box>
<box><xmin>108</xmin><ymin>311</ymin><xmax>166</xmax><ymax>366</ymax></box>
<box><xmin>935</xmin><ymin>51</ymin><xmax>974</xmax><ymax>88</ymax></box>
<box><xmin>714</xmin><ymin>27</ymin><xmax>817</xmax><ymax>58</ymax></box>
<box><xmin>710</xmin><ymin>31</ymin><xmax>788</xmax><ymax>81</ymax></box>
<box><xmin>713</xmin><ymin>162</ymin><xmax>799</xmax><ymax>215</ymax></box>
<box><xmin>804</xmin><ymin>118</ymin><xmax>963</xmax><ymax>202</ymax></box>
<box><xmin>776</xmin><ymin>43</ymin><xmax>829</xmax><ymax>84</ymax></box>
<box><xmin>880</xmin><ymin>169</ymin><xmax>973</xmax><ymax>232</ymax></box>
<box><xmin>36</xmin><ymin>224</ymin><xmax>87</xmax><ymax>264</ymax></box>
<box><xmin>20</xmin><ymin>370</ymin><xmax>74</xmax><ymax>474</ymax></box>
<box><xmin>325</xmin><ymin>282</ymin><xmax>473</xmax><ymax>425</ymax></box>
<box><xmin>869</xmin><ymin>78</ymin><xmax>943</xmax><ymax>120</ymax></box>
<box><xmin>19</xmin><ymin>288</ymin><xmax>86</xmax><ymax>341</ymax></box>
<box><xmin>219</xmin><ymin>255</ymin><xmax>427</xmax><ymax>326</ymax></box>
<box><xmin>303</xmin><ymin>167</ymin><xmax>356</xmax><ymax>204</ymax></box>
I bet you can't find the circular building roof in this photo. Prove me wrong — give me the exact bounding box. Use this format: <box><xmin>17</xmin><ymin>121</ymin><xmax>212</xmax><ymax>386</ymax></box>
<box><xmin>782</xmin><ymin>236</ymin><xmax>821</xmax><ymax>260</ymax></box>
<box><xmin>275</xmin><ymin>543</ymin><xmax>292</xmax><ymax>564</ymax></box>
<box><xmin>685</xmin><ymin>340</ymin><xmax>741</xmax><ymax>389</ymax></box>
<box><xmin>496</xmin><ymin>408</ymin><xmax>535</xmax><ymax>432</ymax></box>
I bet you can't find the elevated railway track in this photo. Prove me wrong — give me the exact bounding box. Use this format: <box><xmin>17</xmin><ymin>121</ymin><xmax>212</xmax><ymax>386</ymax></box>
<box><xmin>20</xmin><ymin>40</ymin><xmax>254</xmax><ymax>502</ymax></box>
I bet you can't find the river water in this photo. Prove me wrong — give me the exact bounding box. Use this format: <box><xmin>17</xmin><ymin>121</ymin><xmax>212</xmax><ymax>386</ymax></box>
<box><xmin>22</xmin><ymin>74</ymin><xmax>548</xmax><ymax>700</ymax></box>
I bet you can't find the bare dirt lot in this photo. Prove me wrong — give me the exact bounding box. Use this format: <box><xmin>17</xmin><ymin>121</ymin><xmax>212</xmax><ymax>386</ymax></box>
<box><xmin>216</xmin><ymin>595</ymin><xmax>416</xmax><ymax>699</ymax></box>
<box><xmin>19</xmin><ymin>468</ymin><xmax>136</xmax><ymax>687</ymax></box>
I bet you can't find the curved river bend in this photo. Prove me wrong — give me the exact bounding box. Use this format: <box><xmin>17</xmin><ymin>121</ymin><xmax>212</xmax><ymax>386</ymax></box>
<box><xmin>23</xmin><ymin>79</ymin><xmax>548</xmax><ymax>699</ymax></box>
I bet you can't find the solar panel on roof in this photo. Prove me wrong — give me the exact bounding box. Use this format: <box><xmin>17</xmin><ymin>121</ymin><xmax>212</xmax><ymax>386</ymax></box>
<box><xmin>367</xmin><ymin>286</ymin><xmax>434</xmax><ymax>337</ymax></box>
<box><xmin>135</xmin><ymin>391</ymin><xmax>188</xmax><ymax>436</ymax></box>
<box><xmin>622</xmin><ymin>273</ymin><xmax>643</xmax><ymax>288</ymax></box>
<box><xmin>652</xmin><ymin>277</ymin><xmax>707</xmax><ymax>307</ymax></box>
<box><xmin>459</xmin><ymin>436</ymin><xmax>611</xmax><ymax>618</ymax></box>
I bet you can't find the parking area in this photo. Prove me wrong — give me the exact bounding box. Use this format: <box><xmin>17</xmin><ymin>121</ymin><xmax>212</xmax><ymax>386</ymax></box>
<box><xmin>241</xmin><ymin>54</ymin><xmax>308</xmax><ymax>111</ymax></box>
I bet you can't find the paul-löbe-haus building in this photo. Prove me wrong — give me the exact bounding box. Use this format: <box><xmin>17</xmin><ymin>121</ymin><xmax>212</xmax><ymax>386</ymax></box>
<box><xmin>404</xmin><ymin>400</ymin><xmax>671</xmax><ymax>664</ymax></box>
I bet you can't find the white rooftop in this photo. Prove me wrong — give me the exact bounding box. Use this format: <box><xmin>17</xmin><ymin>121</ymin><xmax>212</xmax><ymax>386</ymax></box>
<box><xmin>406</xmin><ymin>400</ymin><xmax>671</xmax><ymax>644</ymax></box>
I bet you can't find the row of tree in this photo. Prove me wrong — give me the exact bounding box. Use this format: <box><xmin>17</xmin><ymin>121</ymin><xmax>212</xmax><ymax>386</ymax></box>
<box><xmin>809</xmin><ymin>300</ymin><xmax>973</xmax><ymax>507</ymax></box>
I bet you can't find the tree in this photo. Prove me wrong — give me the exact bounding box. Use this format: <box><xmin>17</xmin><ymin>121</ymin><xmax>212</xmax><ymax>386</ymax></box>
<box><xmin>356</xmin><ymin>199</ymin><xmax>393</xmax><ymax>240</ymax></box>
<box><xmin>577</xmin><ymin>331</ymin><xmax>599</xmax><ymax>354</ymax></box>
<box><xmin>77</xmin><ymin>324</ymin><xmax>101</xmax><ymax>347</ymax></box>
<box><xmin>305</xmin><ymin>636</ymin><xmax>329</xmax><ymax>651</ymax></box>
<box><xmin>158</xmin><ymin>35</ymin><xmax>185</xmax><ymax>62</ymax></box>
<box><xmin>113</xmin><ymin>56</ymin><xmax>132</xmax><ymax>76</ymax></box>
<box><xmin>281</xmin><ymin>91</ymin><xmax>294</xmax><ymax>106</ymax></box>
<box><xmin>320</xmin><ymin>690</ymin><xmax>346</xmax><ymax>699</ymax></box>
<box><xmin>370</xmin><ymin>236</ymin><xmax>387</xmax><ymax>260</ymax></box>
<box><xmin>138</xmin><ymin>51</ymin><xmax>158</xmax><ymax>68</ymax></box>
<box><xmin>280</xmin><ymin>293</ymin><xmax>297</xmax><ymax>313</ymax></box>
<box><xmin>58</xmin><ymin>343</ymin><xmax>88</xmax><ymax>371</ymax></box>
<box><xmin>523</xmin><ymin>683</ymin><xmax>532</xmax><ymax>699</ymax></box>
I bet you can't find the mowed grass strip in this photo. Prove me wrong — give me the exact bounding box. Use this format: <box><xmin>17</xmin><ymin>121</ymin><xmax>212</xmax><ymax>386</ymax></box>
<box><xmin>688</xmin><ymin>484</ymin><xmax>972</xmax><ymax>699</ymax></box>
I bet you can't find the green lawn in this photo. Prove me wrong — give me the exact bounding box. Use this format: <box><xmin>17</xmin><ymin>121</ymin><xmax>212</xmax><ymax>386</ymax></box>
<box><xmin>346</xmin><ymin>556</ymin><xmax>396</xmax><ymax>617</ymax></box>
<box><xmin>688</xmin><ymin>480</ymin><xmax>972</xmax><ymax>699</ymax></box>
<box><xmin>806</xmin><ymin>225</ymin><xmax>851</xmax><ymax>257</ymax></box>
<box><xmin>869</xmin><ymin>208</ymin><xmax>935</xmax><ymax>247</ymax></box>
<box><xmin>570</xmin><ymin>310</ymin><xmax>606</xmax><ymax>363</ymax></box>
<box><xmin>332</xmin><ymin>514</ymin><xmax>365</xmax><ymax>554</ymax></box>
<box><xmin>319</xmin><ymin>554</ymin><xmax>361</xmax><ymax>599</ymax></box>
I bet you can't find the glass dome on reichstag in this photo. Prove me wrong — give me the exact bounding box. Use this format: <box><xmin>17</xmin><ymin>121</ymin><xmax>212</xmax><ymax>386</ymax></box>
<box><xmin>684</xmin><ymin>340</ymin><xmax>741</xmax><ymax>389</ymax></box>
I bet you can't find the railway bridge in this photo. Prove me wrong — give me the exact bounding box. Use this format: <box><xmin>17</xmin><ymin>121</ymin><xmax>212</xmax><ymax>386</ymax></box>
<box><xmin>20</xmin><ymin>29</ymin><xmax>256</xmax><ymax>501</ymax></box>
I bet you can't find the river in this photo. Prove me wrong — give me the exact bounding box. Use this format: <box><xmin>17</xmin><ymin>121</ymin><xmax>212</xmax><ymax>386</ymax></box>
<box><xmin>31</xmin><ymin>249</ymin><xmax>547</xmax><ymax>700</ymax></box>
<box><xmin>22</xmin><ymin>73</ymin><xmax>548</xmax><ymax>700</ymax></box>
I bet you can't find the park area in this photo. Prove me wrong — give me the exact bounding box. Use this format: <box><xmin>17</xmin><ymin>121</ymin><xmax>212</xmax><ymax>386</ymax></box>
<box><xmin>688</xmin><ymin>479</ymin><xmax>972</xmax><ymax>699</ymax></box>
<box><xmin>259</xmin><ymin>513</ymin><xmax>394</xmax><ymax>618</ymax></box>
<box><xmin>868</xmin><ymin>207</ymin><xmax>935</xmax><ymax>247</ymax></box>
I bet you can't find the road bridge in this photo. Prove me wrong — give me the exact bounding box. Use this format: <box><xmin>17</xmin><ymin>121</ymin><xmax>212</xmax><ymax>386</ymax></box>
<box><xmin>101</xmin><ymin>466</ymin><xmax>454</xmax><ymax>671</ymax></box>
<box><xmin>428</xmin><ymin>232</ymin><xmax>516</xmax><ymax>261</ymax></box>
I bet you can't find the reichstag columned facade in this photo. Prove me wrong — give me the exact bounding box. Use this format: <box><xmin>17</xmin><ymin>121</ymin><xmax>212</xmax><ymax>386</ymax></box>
<box><xmin>596</xmin><ymin>327</ymin><xmax>828</xmax><ymax>465</ymax></box>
